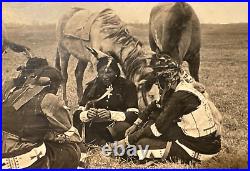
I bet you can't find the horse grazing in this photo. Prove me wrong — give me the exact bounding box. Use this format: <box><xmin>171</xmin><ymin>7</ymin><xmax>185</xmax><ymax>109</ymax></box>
<box><xmin>149</xmin><ymin>2</ymin><xmax>201</xmax><ymax>81</ymax></box>
<box><xmin>55</xmin><ymin>8</ymin><xmax>152</xmax><ymax>104</ymax></box>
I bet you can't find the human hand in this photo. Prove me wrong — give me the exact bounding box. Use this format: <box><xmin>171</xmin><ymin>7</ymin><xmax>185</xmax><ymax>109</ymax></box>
<box><xmin>97</xmin><ymin>109</ymin><xmax>111</xmax><ymax>119</ymax></box>
<box><xmin>87</xmin><ymin>108</ymin><xmax>98</xmax><ymax>119</ymax></box>
<box><xmin>125</xmin><ymin>124</ymin><xmax>137</xmax><ymax>137</ymax></box>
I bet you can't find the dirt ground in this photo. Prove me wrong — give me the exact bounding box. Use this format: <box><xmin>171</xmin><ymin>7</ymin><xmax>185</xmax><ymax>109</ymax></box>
<box><xmin>2</xmin><ymin>23</ymin><xmax>248</xmax><ymax>168</ymax></box>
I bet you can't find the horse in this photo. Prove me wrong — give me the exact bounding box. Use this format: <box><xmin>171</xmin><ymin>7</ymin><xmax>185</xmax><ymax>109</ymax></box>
<box><xmin>149</xmin><ymin>2</ymin><xmax>201</xmax><ymax>81</ymax></box>
<box><xmin>55</xmin><ymin>8</ymin><xmax>153</xmax><ymax>105</ymax></box>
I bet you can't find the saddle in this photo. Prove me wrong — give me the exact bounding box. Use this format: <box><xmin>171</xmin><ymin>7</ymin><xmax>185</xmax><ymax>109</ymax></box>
<box><xmin>63</xmin><ymin>9</ymin><xmax>102</xmax><ymax>41</ymax></box>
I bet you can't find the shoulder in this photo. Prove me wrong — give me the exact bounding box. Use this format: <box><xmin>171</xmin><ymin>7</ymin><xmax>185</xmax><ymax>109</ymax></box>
<box><xmin>84</xmin><ymin>79</ymin><xmax>97</xmax><ymax>91</ymax></box>
<box><xmin>173</xmin><ymin>90</ymin><xmax>196</xmax><ymax>99</ymax></box>
<box><xmin>172</xmin><ymin>90</ymin><xmax>200</xmax><ymax>106</ymax></box>
<box><xmin>117</xmin><ymin>77</ymin><xmax>136</xmax><ymax>89</ymax></box>
<box><xmin>173</xmin><ymin>90</ymin><xmax>192</xmax><ymax>97</ymax></box>
<box><xmin>86</xmin><ymin>79</ymin><xmax>96</xmax><ymax>86</ymax></box>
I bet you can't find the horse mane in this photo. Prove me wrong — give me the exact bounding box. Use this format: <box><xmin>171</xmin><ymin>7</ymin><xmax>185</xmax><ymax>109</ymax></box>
<box><xmin>163</xmin><ymin>2</ymin><xmax>193</xmax><ymax>54</ymax></box>
<box><xmin>98</xmin><ymin>8</ymin><xmax>146</xmax><ymax>81</ymax></box>
<box><xmin>98</xmin><ymin>9</ymin><xmax>140</xmax><ymax>46</ymax></box>
<box><xmin>123</xmin><ymin>43</ymin><xmax>146</xmax><ymax>80</ymax></box>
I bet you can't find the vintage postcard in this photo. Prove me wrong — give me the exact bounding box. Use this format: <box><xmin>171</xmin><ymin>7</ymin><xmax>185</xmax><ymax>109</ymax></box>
<box><xmin>2</xmin><ymin>2</ymin><xmax>248</xmax><ymax>169</ymax></box>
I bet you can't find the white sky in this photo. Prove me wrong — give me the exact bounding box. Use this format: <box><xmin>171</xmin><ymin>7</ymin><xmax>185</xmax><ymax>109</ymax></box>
<box><xmin>2</xmin><ymin>2</ymin><xmax>248</xmax><ymax>25</ymax></box>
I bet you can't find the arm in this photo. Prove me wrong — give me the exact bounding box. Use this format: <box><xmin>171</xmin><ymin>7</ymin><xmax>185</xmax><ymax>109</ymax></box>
<box><xmin>41</xmin><ymin>93</ymin><xmax>82</xmax><ymax>143</ymax></box>
<box><xmin>76</xmin><ymin>83</ymin><xmax>96</xmax><ymax>122</ymax></box>
<box><xmin>123</xmin><ymin>82</ymin><xmax>139</xmax><ymax>124</ymax></box>
<box><xmin>127</xmin><ymin>92</ymin><xmax>186</xmax><ymax>144</ymax></box>
<box><xmin>138</xmin><ymin>100</ymin><xmax>160</xmax><ymax>122</ymax></box>
<box><xmin>41</xmin><ymin>93</ymin><xmax>74</xmax><ymax>132</ymax></box>
<box><xmin>124</xmin><ymin>94</ymin><xmax>160</xmax><ymax>137</ymax></box>
<box><xmin>109</xmin><ymin>81</ymin><xmax>139</xmax><ymax>124</ymax></box>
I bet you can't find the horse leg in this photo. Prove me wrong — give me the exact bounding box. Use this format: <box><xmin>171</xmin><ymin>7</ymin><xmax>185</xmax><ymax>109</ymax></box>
<box><xmin>55</xmin><ymin>47</ymin><xmax>61</xmax><ymax>71</ymax></box>
<box><xmin>149</xmin><ymin>25</ymin><xmax>159</xmax><ymax>53</ymax></box>
<box><xmin>75</xmin><ymin>60</ymin><xmax>88</xmax><ymax>104</ymax></box>
<box><xmin>58</xmin><ymin>46</ymin><xmax>70</xmax><ymax>105</ymax></box>
<box><xmin>188</xmin><ymin>51</ymin><xmax>200</xmax><ymax>82</ymax></box>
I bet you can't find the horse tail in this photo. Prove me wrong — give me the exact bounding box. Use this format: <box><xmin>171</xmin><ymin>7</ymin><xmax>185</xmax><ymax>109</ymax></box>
<box><xmin>173</xmin><ymin>2</ymin><xmax>193</xmax><ymax>22</ymax></box>
<box><xmin>164</xmin><ymin>2</ymin><xmax>193</xmax><ymax>53</ymax></box>
<box><xmin>55</xmin><ymin>47</ymin><xmax>61</xmax><ymax>71</ymax></box>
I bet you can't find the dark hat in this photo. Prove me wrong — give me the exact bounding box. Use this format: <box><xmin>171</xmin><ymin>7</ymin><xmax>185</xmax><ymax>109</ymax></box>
<box><xmin>17</xmin><ymin>57</ymin><xmax>48</xmax><ymax>72</ymax></box>
<box><xmin>97</xmin><ymin>57</ymin><xmax>120</xmax><ymax>76</ymax></box>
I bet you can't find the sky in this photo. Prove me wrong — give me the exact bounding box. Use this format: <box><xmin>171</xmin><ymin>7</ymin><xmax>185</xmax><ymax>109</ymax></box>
<box><xmin>2</xmin><ymin>2</ymin><xmax>248</xmax><ymax>25</ymax></box>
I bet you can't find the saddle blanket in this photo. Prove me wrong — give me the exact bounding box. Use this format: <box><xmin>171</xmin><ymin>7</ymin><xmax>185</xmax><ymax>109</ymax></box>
<box><xmin>64</xmin><ymin>9</ymin><xmax>101</xmax><ymax>41</ymax></box>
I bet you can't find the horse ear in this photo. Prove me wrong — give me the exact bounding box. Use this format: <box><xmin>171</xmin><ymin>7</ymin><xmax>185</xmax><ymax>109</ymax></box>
<box><xmin>85</xmin><ymin>46</ymin><xmax>98</xmax><ymax>58</ymax></box>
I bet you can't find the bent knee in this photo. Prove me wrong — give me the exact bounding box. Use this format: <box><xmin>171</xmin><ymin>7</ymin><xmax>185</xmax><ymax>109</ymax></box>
<box><xmin>136</xmin><ymin>138</ymin><xmax>153</xmax><ymax>148</ymax></box>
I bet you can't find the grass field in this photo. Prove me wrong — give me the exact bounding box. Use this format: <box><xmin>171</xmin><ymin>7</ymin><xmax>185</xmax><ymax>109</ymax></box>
<box><xmin>2</xmin><ymin>22</ymin><xmax>248</xmax><ymax>168</ymax></box>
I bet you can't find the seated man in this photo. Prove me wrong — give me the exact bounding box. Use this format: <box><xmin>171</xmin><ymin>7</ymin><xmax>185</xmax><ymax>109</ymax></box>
<box><xmin>73</xmin><ymin>57</ymin><xmax>139</xmax><ymax>146</ymax></box>
<box><xmin>115</xmin><ymin>57</ymin><xmax>222</xmax><ymax>164</ymax></box>
<box><xmin>2</xmin><ymin>65</ymin><xmax>81</xmax><ymax>168</ymax></box>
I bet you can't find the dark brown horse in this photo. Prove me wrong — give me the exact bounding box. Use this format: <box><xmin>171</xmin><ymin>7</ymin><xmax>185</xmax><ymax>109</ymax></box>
<box><xmin>149</xmin><ymin>2</ymin><xmax>201</xmax><ymax>81</ymax></box>
<box><xmin>55</xmin><ymin>8</ymin><xmax>152</xmax><ymax>104</ymax></box>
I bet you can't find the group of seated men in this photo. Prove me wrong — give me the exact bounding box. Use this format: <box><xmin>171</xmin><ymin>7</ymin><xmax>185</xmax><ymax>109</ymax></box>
<box><xmin>2</xmin><ymin>56</ymin><xmax>222</xmax><ymax>168</ymax></box>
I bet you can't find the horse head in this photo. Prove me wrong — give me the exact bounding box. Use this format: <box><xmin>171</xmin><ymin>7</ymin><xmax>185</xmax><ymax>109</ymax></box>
<box><xmin>86</xmin><ymin>46</ymin><xmax>113</xmax><ymax>60</ymax></box>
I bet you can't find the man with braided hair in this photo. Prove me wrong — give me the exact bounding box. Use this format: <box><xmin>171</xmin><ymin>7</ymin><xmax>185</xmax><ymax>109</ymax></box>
<box><xmin>2</xmin><ymin>65</ymin><xmax>81</xmax><ymax>168</ymax></box>
<box><xmin>115</xmin><ymin>57</ymin><xmax>222</xmax><ymax>163</ymax></box>
<box><xmin>73</xmin><ymin>57</ymin><xmax>139</xmax><ymax>146</ymax></box>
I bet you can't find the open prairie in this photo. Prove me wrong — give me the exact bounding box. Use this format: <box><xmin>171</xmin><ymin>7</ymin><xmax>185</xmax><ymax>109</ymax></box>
<box><xmin>2</xmin><ymin>23</ymin><xmax>248</xmax><ymax>168</ymax></box>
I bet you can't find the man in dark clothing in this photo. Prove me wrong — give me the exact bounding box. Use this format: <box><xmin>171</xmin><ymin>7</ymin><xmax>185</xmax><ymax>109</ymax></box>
<box><xmin>115</xmin><ymin>57</ymin><xmax>222</xmax><ymax>163</ymax></box>
<box><xmin>2</xmin><ymin>64</ymin><xmax>81</xmax><ymax>168</ymax></box>
<box><xmin>73</xmin><ymin>57</ymin><xmax>139</xmax><ymax>146</ymax></box>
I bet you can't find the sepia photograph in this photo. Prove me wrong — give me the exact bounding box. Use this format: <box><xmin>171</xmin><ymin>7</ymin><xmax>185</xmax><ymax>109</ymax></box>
<box><xmin>2</xmin><ymin>2</ymin><xmax>248</xmax><ymax>169</ymax></box>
